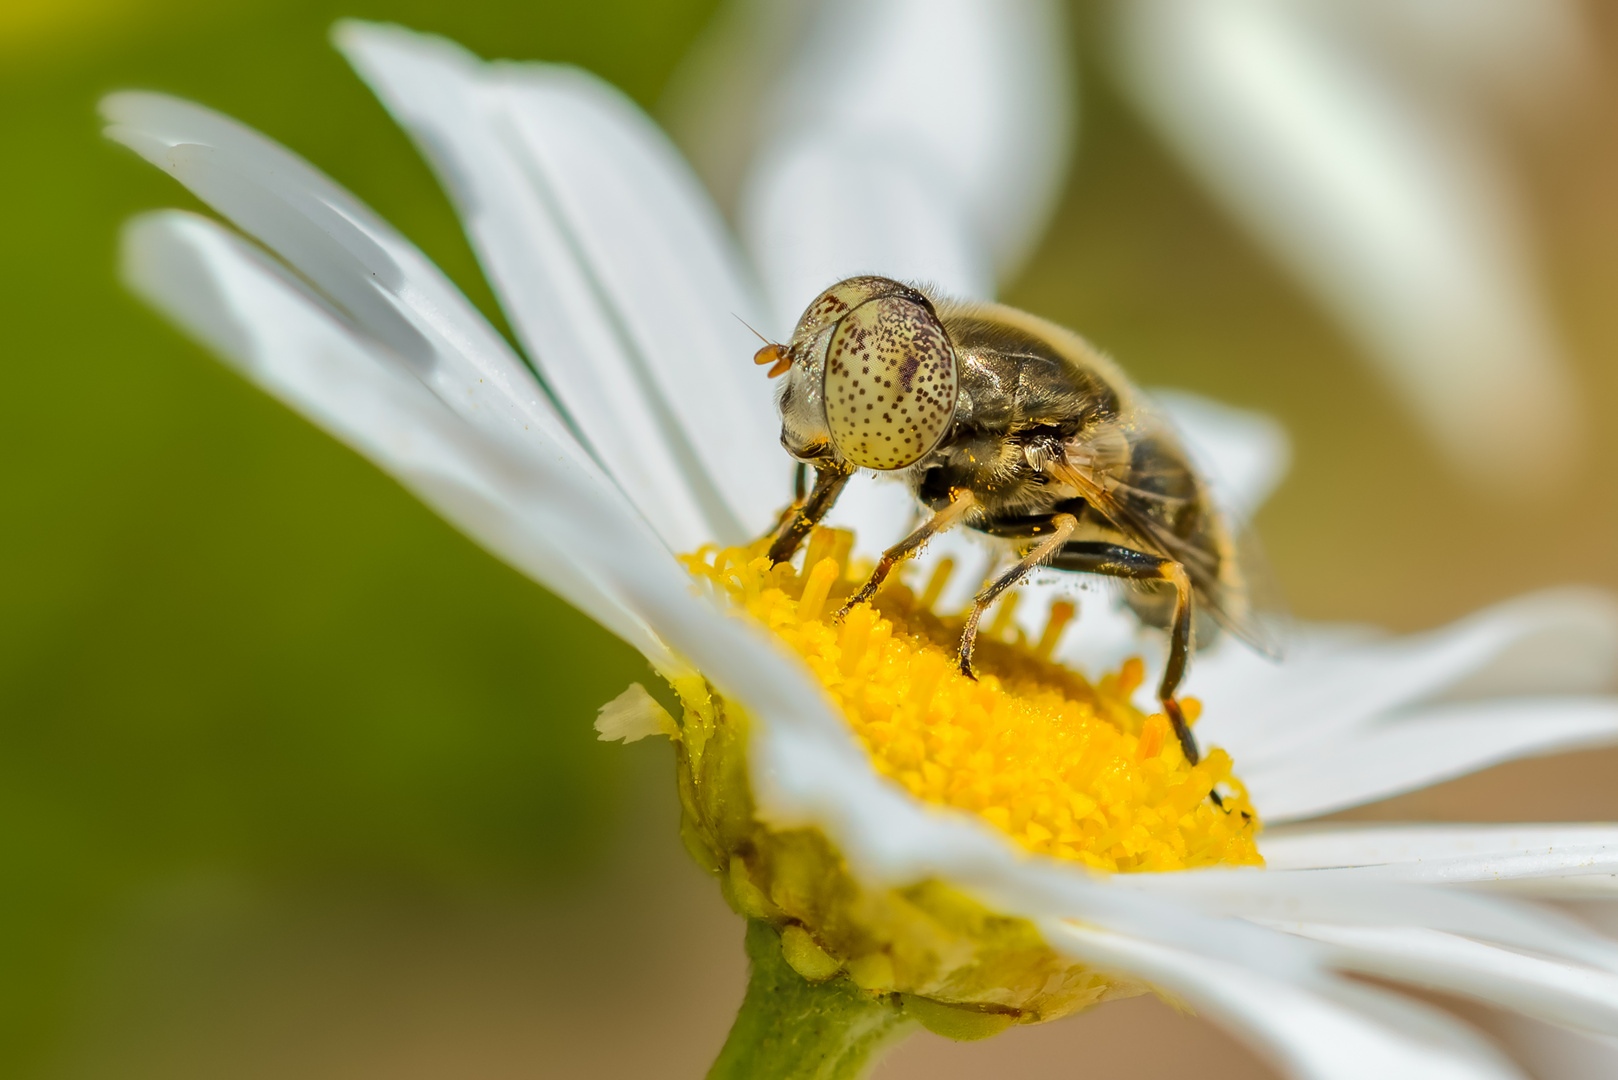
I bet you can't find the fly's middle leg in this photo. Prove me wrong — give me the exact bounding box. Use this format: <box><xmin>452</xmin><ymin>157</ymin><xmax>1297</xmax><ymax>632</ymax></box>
<box><xmin>1047</xmin><ymin>542</ymin><xmax>1200</xmax><ymax>767</ymax></box>
<box><xmin>956</xmin><ymin>514</ymin><xmax>1077</xmax><ymax>679</ymax></box>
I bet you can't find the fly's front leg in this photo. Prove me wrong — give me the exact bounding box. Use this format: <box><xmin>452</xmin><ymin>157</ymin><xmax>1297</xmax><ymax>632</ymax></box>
<box><xmin>1048</xmin><ymin>542</ymin><xmax>1199</xmax><ymax>766</ymax></box>
<box><xmin>768</xmin><ymin>465</ymin><xmax>851</xmax><ymax>565</ymax></box>
<box><xmin>834</xmin><ymin>489</ymin><xmax>977</xmax><ymax>619</ymax></box>
<box><xmin>957</xmin><ymin>514</ymin><xmax>1077</xmax><ymax>679</ymax></box>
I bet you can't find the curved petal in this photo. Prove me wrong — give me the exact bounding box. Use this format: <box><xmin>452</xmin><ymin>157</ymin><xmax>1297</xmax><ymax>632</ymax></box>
<box><xmin>733</xmin><ymin>0</ymin><xmax>1074</xmax><ymax>327</ymax></box>
<box><xmin>121</xmin><ymin>210</ymin><xmax>678</xmax><ymax>671</ymax></box>
<box><xmin>336</xmin><ymin>21</ymin><xmax>787</xmax><ymax>548</ymax></box>
<box><xmin>100</xmin><ymin>92</ymin><xmax>567</xmax><ymax>465</ymax></box>
<box><xmin>1277</xmin><ymin>923</ymin><xmax>1618</xmax><ymax>1036</ymax></box>
<box><xmin>1261</xmin><ymin>824</ymin><xmax>1618</xmax><ymax>898</ymax></box>
<box><xmin>1115</xmin><ymin>868</ymin><xmax>1618</xmax><ymax>977</ymax></box>
<box><xmin>1110</xmin><ymin>0</ymin><xmax>1579</xmax><ymax>490</ymax></box>
<box><xmin>1242</xmin><ymin>698</ymin><xmax>1618</xmax><ymax>823</ymax></box>
<box><xmin>1047</xmin><ymin>922</ymin><xmax>1524</xmax><ymax>1080</ymax></box>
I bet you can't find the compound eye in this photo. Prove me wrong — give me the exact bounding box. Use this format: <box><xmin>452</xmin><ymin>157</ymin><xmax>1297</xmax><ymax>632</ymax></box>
<box><xmin>823</xmin><ymin>297</ymin><xmax>958</xmax><ymax>470</ymax></box>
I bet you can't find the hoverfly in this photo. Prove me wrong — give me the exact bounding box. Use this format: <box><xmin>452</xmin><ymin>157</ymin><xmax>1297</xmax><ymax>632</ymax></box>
<box><xmin>756</xmin><ymin>276</ymin><xmax>1280</xmax><ymax>767</ymax></box>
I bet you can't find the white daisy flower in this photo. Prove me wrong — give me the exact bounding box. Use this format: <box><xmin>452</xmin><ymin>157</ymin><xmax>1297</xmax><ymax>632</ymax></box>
<box><xmin>105</xmin><ymin>14</ymin><xmax>1618</xmax><ymax>1080</ymax></box>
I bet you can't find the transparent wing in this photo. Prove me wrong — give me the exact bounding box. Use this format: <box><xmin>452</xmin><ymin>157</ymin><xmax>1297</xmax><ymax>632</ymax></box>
<box><xmin>1050</xmin><ymin>404</ymin><xmax>1288</xmax><ymax>660</ymax></box>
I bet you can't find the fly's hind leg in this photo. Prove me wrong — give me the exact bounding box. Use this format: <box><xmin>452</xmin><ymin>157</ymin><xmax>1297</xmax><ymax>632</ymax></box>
<box><xmin>1048</xmin><ymin>542</ymin><xmax>1200</xmax><ymax>766</ymax></box>
<box><xmin>768</xmin><ymin>465</ymin><xmax>851</xmax><ymax>565</ymax></box>
<box><xmin>957</xmin><ymin>514</ymin><xmax>1077</xmax><ymax>678</ymax></box>
<box><xmin>834</xmin><ymin>489</ymin><xmax>978</xmax><ymax>619</ymax></box>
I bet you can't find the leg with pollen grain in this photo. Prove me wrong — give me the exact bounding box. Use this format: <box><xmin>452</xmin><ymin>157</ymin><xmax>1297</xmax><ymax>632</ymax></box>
<box><xmin>956</xmin><ymin>514</ymin><xmax>1077</xmax><ymax>680</ymax></box>
<box><xmin>1047</xmin><ymin>542</ymin><xmax>1201</xmax><ymax>767</ymax></box>
<box><xmin>768</xmin><ymin>465</ymin><xmax>851</xmax><ymax>565</ymax></box>
<box><xmin>835</xmin><ymin>490</ymin><xmax>978</xmax><ymax>619</ymax></box>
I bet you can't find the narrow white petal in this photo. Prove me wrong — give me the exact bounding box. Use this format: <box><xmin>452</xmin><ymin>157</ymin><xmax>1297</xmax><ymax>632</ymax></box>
<box><xmin>1152</xmin><ymin>388</ymin><xmax>1291</xmax><ymax>521</ymax></box>
<box><xmin>1111</xmin><ymin>0</ymin><xmax>1579</xmax><ymax>489</ymax></box>
<box><xmin>1243</xmin><ymin>697</ymin><xmax>1618</xmax><ymax>823</ymax></box>
<box><xmin>1194</xmin><ymin>587</ymin><xmax>1618</xmax><ymax>758</ymax></box>
<box><xmin>122</xmin><ymin>211</ymin><xmax>680</xmax><ymax>671</ymax></box>
<box><xmin>1276</xmin><ymin>923</ymin><xmax>1618</xmax><ymax>1036</ymax></box>
<box><xmin>1117</xmin><ymin>865</ymin><xmax>1618</xmax><ymax>975</ymax></box>
<box><xmin>1261</xmin><ymin>825</ymin><xmax>1618</xmax><ymax>897</ymax></box>
<box><xmin>737</xmin><ymin>0</ymin><xmax>1073</xmax><ymax>326</ymax></box>
<box><xmin>337</xmin><ymin>21</ymin><xmax>788</xmax><ymax>549</ymax></box>
<box><xmin>100</xmin><ymin>92</ymin><xmax>570</xmax><ymax>470</ymax></box>
<box><xmin>1046</xmin><ymin>922</ymin><xmax>1523</xmax><ymax>1080</ymax></box>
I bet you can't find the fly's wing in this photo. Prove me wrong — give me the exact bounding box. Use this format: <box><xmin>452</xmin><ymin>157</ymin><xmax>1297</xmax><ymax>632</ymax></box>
<box><xmin>1047</xmin><ymin>405</ymin><xmax>1287</xmax><ymax>660</ymax></box>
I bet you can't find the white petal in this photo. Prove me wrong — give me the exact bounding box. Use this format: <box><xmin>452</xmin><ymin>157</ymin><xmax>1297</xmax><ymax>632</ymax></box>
<box><xmin>1243</xmin><ymin>697</ymin><xmax>1618</xmax><ymax>823</ymax></box>
<box><xmin>1117</xmin><ymin>866</ymin><xmax>1618</xmax><ymax>976</ymax></box>
<box><xmin>736</xmin><ymin>0</ymin><xmax>1073</xmax><ymax>326</ymax></box>
<box><xmin>1110</xmin><ymin>0</ymin><xmax>1579</xmax><ymax>490</ymax></box>
<box><xmin>1152</xmin><ymin>388</ymin><xmax>1291</xmax><ymax>521</ymax></box>
<box><xmin>1277</xmin><ymin>923</ymin><xmax>1618</xmax><ymax>1036</ymax></box>
<box><xmin>1194</xmin><ymin>587</ymin><xmax>1618</xmax><ymax>759</ymax></box>
<box><xmin>1261</xmin><ymin>824</ymin><xmax>1618</xmax><ymax>898</ymax></box>
<box><xmin>1046</xmin><ymin>922</ymin><xmax>1523</xmax><ymax>1080</ymax></box>
<box><xmin>100</xmin><ymin>92</ymin><xmax>569</xmax><ymax>468</ymax></box>
<box><xmin>122</xmin><ymin>210</ymin><xmax>680</xmax><ymax>672</ymax></box>
<box><xmin>336</xmin><ymin>21</ymin><xmax>788</xmax><ymax>549</ymax></box>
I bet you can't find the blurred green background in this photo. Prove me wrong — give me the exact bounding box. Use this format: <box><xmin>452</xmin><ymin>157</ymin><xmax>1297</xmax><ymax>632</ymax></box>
<box><xmin>5</xmin><ymin>2</ymin><xmax>1618</xmax><ymax>1077</ymax></box>
<box><xmin>2</xmin><ymin>1</ymin><xmax>716</xmax><ymax>1075</ymax></box>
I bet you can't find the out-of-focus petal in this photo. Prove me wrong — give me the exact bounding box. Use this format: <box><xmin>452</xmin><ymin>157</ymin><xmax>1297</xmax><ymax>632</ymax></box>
<box><xmin>717</xmin><ymin>0</ymin><xmax>1073</xmax><ymax>329</ymax></box>
<box><xmin>1261</xmin><ymin>824</ymin><xmax>1618</xmax><ymax>897</ymax></box>
<box><xmin>336</xmin><ymin>21</ymin><xmax>788</xmax><ymax>549</ymax></box>
<box><xmin>121</xmin><ymin>211</ymin><xmax>680</xmax><ymax>670</ymax></box>
<box><xmin>1110</xmin><ymin>0</ymin><xmax>1579</xmax><ymax>490</ymax></box>
<box><xmin>1047</xmin><ymin>922</ymin><xmax>1524</xmax><ymax>1080</ymax></box>
<box><xmin>1299</xmin><ymin>0</ymin><xmax>1591</xmax><ymax>117</ymax></box>
<box><xmin>1243</xmin><ymin>698</ymin><xmax>1618</xmax><ymax>823</ymax></box>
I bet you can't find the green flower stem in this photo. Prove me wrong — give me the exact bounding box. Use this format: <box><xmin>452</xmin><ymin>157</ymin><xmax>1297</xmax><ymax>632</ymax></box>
<box><xmin>707</xmin><ymin>921</ymin><xmax>917</xmax><ymax>1080</ymax></box>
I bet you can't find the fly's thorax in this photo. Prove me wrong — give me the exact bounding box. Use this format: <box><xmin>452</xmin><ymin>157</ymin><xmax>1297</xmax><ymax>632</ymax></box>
<box><xmin>776</xmin><ymin>277</ymin><xmax>959</xmax><ymax>471</ymax></box>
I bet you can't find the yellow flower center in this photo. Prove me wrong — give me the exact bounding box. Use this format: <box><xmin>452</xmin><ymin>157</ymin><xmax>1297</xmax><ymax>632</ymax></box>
<box><xmin>682</xmin><ymin>528</ymin><xmax>1261</xmax><ymax>873</ymax></box>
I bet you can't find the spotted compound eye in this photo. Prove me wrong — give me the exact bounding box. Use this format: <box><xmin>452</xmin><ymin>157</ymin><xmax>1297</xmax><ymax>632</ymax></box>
<box><xmin>823</xmin><ymin>297</ymin><xmax>958</xmax><ymax>471</ymax></box>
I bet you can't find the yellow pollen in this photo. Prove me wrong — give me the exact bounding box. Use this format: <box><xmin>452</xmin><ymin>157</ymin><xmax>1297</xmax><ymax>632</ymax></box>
<box><xmin>682</xmin><ymin>529</ymin><xmax>1262</xmax><ymax>873</ymax></box>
